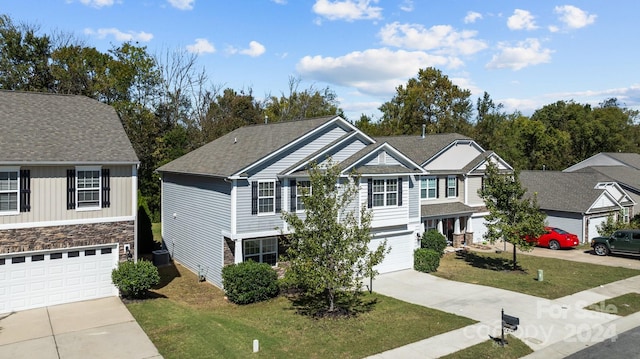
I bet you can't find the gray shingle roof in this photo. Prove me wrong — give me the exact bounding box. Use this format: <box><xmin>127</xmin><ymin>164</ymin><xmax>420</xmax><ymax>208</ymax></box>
<box><xmin>572</xmin><ymin>166</ymin><xmax>640</xmax><ymax>192</ymax></box>
<box><xmin>376</xmin><ymin>133</ymin><xmax>471</xmax><ymax>165</ymax></box>
<box><xmin>0</xmin><ymin>90</ymin><xmax>138</xmax><ymax>164</ymax></box>
<box><xmin>421</xmin><ymin>202</ymin><xmax>476</xmax><ymax>217</ymax></box>
<box><xmin>519</xmin><ymin>171</ymin><xmax>604</xmax><ymax>213</ymax></box>
<box><xmin>602</xmin><ymin>152</ymin><xmax>640</xmax><ymax>170</ymax></box>
<box><xmin>158</xmin><ymin>115</ymin><xmax>339</xmax><ymax>177</ymax></box>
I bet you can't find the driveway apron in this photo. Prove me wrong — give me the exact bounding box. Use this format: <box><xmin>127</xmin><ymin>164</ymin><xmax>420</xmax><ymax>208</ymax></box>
<box><xmin>368</xmin><ymin>269</ymin><xmax>627</xmax><ymax>358</ymax></box>
<box><xmin>0</xmin><ymin>297</ymin><xmax>162</xmax><ymax>359</ymax></box>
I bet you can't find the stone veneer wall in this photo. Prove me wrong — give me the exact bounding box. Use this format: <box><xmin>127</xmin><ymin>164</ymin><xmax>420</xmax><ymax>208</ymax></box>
<box><xmin>0</xmin><ymin>221</ymin><xmax>134</xmax><ymax>261</ymax></box>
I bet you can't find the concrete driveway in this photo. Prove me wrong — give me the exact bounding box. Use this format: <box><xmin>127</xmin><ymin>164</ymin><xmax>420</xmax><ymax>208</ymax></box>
<box><xmin>0</xmin><ymin>297</ymin><xmax>162</xmax><ymax>359</ymax></box>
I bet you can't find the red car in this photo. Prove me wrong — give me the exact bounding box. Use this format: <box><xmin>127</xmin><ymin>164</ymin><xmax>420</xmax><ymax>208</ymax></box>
<box><xmin>527</xmin><ymin>227</ymin><xmax>580</xmax><ymax>250</ymax></box>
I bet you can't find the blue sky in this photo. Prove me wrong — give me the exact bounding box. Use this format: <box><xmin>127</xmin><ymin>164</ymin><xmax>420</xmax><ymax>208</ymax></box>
<box><xmin>3</xmin><ymin>0</ymin><xmax>639</xmax><ymax>120</ymax></box>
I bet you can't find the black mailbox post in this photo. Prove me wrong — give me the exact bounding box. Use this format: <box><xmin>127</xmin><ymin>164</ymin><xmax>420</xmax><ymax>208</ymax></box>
<box><xmin>498</xmin><ymin>308</ymin><xmax>519</xmax><ymax>347</ymax></box>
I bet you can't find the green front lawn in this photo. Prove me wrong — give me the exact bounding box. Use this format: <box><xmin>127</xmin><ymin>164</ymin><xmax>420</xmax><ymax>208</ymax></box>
<box><xmin>440</xmin><ymin>335</ymin><xmax>533</xmax><ymax>359</ymax></box>
<box><xmin>127</xmin><ymin>263</ymin><xmax>475</xmax><ymax>359</ymax></box>
<box><xmin>433</xmin><ymin>250</ymin><xmax>640</xmax><ymax>299</ymax></box>
<box><xmin>585</xmin><ymin>292</ymin><xmax>640</xmax><ymax>316</ymax></box>
<box><xmin>151</xmin><ymin>222</ymin><xmax>161</xmax><ymax>243</ymax></box>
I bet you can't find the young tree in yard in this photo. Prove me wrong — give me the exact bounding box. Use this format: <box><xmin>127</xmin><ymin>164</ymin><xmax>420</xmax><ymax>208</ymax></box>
<box><xmin>281</xmin><ymin>160</ymin><xmax>388</xmax><ymax>316</ymax></box>
<box><xmin>479</xmin><ymin>161</ymin><xmax>546</xmax><ymax>270</ymax></box>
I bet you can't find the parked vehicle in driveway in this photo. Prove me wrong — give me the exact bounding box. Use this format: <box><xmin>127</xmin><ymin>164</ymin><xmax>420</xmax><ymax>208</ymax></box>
<box><xmin>526</xmin><ymin>226</ymin><xmax>580</xmax><ymax>250</ymax></box>
<box><xmin>591</xmin><ymin>230</ymin><xmax>640</xmax><ymax>256</ymax></box>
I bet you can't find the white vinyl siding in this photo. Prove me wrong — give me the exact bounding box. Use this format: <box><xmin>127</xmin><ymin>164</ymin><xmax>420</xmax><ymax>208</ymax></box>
<box><xmin>0</xmin><ymin>169</ymin><xmax>19</xmax><ymax>214</ymax></box>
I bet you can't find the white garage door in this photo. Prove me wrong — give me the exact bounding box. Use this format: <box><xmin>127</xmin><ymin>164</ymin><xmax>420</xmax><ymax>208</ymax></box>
<box><xmin>472</xmin><ymin>216</ymin><xmax>489</xmax><ymax>244</ymax></box>
<box><xmin>588</xmin><ymin>216</ymin><xmax>608</xmax><ymax>241</ymax></box>
<box><xmin>0</xmin><ymin>245</ymin><xmax>119</xmax><ymax>314</ymax></box>
<box><xmin>370</xmin><ymin>232</ymin><xmax>414</xmax><ymax>273</ymax></box>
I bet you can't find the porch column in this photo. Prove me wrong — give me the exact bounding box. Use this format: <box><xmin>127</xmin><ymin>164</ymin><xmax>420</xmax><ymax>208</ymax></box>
<box><xmin>454</xmin><ymin>217</ymin><xmax>461</xmax><ymax>235</ymax></box>
<box><xmin>465</xmin><ymin>217</ymin><xmax>475</xmax><ymax>245</ymax></box>
<box><xmin>234</xmin><ymin>238</ymin><xmax>243</xmax><ymax>264</ymax></box>
<box><xmin>437</xmin><ymin>219</ymin><xmax>443</xmax><ymax>235</ymax></box>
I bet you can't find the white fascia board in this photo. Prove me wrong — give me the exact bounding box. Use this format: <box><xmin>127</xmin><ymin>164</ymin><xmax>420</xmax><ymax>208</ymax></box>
<box><xmin>585</xmin><ymin>191</ymin><xmax>623</xmax><ymax>214</ymax></box>
<box><xmin>222</xmin><ymin>228</ymin><xmax>284</xmax><ymax>240</ymax></box>
<box><xmin>340</xmin><ymin>143</ymin><xmax>427</xmax><ymax>175</ymax></box>
<box><xmin>467</xmin><ymin>152</ymin><xmax>514</xmax><ymax>174</ymax></box>
<box><xmin>231</xmin><ymin>116</ymin><xmax>351</xmax><ymax>177</ymax></box>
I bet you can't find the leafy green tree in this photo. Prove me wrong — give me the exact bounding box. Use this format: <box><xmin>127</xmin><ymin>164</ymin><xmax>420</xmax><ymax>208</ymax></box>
<box><xmin>478</xmin><ymin>161</ymin><xmax>546</xmax><ymax>270</ymax></box>
<box><xmin>264</xmin><ymin>76</ymin><xmax>343</xmax><ymax>122</ymax></box>
<box><xmin>281</xmin><ymin>160</ymin><xmax>387</xmax><ymax>316</ymax></box>
<box><xmin>378</xmin><ymin>67</ymin><xmax>473</xmax><ymax>136</ymax></box>
<box><xmin>200</xmin><ymin>88</ymin><xmax>264</xmax><ymax>143</ymax></box>
<box><xmin>0</xmin><ymin>14</ymin><xmax>53</xmax><ymax>91</ymax></box>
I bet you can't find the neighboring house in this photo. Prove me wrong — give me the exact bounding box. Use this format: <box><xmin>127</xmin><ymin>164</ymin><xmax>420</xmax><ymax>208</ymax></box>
<box><xmin>158</xmin><ymin>116</ymin><xmax>511</xmax><ymax>288</ymax></box>
<box><xmin>378</xmin><ymin>133</ymin><xmax>512</xmax><ymax>245</ymax></box>
<box><xmin>520</xmin><ymin>171</ymin><xmax>635</xmax><ymax>243</ymax></box>
<box><xmin>564</xmin><ymin>152</ymin><xmax>640</xmax><ymax>214</ymax></box>
<box><xmin>0</xmin><ymin>91</ymin><xmax>139</xmax><ymax>314</ymax></box>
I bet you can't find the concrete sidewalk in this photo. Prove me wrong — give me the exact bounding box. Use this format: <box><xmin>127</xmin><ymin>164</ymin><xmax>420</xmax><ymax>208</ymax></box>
<box><xmin>0</xmin><ymin>297</ymin><xmax>162</xmax><ymax>359</ymax></box>
<box><xmin>366</xmin><ymin>270</ymin><xmax>639</xmax><ymax>358</ymax></box>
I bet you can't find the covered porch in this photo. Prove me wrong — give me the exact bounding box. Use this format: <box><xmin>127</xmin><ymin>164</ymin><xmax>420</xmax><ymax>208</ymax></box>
<box><xmin>421</xmin><ymin>202</ymin><xmax>476</xmax><ymax>247</ymax></box>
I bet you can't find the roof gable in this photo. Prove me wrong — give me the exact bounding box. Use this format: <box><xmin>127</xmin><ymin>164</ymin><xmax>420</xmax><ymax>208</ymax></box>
<box><xmin>564</xmin><ymin>152</ymin><xmax>640</xmax><ymax>172</ymax></box>
<box><xmin>340</xmin><ymin>142</ymin><xmax>426</xmax><ymax>175</ymax></box>
<box><xmin>0</xmin><ymin>90</ymin><xmax>138</xmax><ymax>164</ymax></box>
<box><xmin>375</xmin><ymin>133</ymin><xmax>471</xmax><ymax>167</ymax></box>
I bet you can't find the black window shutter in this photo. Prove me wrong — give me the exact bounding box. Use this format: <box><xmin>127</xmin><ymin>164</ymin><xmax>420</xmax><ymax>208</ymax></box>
<box><xmin>20</xmin><ymin>169</ymin><xmax>31</xmax><ymax>212</ymax></box>
<box><xmin>251</xmin><ymin>181</ymin><xmax>258</xmax><ymax>215</ymax></box>
<box><xmin>436</xmin><ymin>178</ymin><xmax>440</xmax><ymax>198</ymax></box>
<box><xmin>290</xmin><ymin>179</ymin><xmax>296</xmax><ymax>212</ymax></box>
<box><xmin>101</xmin><ymin>168</ymin><xmax>111</xmax><ymax>208</ymax></box>
<box><xmin>398</xmin><ymin>177</ymin><xmax>403</xmax><ymax>206</ymax></box>
<box><xmin>455</xmin><ymin>177</ymin><xmax>459</xmax><ymax>197</ymax></box>
<box><xmin>275</xmin><ymin>180</ymin><xmax>282</xmax><ymax>213</ymax></box>
<box><xmin>367</xmin><ymin>178</ymin><xmax>373</xmax><ymax>208</ymax></box>
<box><xmin>67</xmin><ymin>169</ymin><xmax>76</xmax><ymax>210</ymax></box>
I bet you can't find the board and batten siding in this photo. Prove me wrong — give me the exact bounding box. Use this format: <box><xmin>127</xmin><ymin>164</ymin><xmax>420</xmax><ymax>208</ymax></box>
<box><xmin>0</xmin><ymin>165</ymin><xmax>134</xmax><ymax>226</ymax></box>
<box><xmin>162</xmin><ymin>173</ymin><xmax>230</xmax><ymax>287</ymax></box>
<box><xmin>408</xmin><ymin>175</ymin><xmax>420</xmax><ymax>219</ymax></box>
<box><xmin>251</xmin><ymin>124</ymin><xmax>350</xmax><ymax>178</ymax></box>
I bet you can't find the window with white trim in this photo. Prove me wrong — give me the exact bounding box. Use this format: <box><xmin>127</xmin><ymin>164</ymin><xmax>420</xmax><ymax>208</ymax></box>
<box><xmin>447</xmin><ymin>176</ymin><xmax>457</xmax><ymax>198</ymax></box>
<box><xmin>421</xmin><ymin>177</ymin><xmax>437</xmax><ymax>199</ymax></box>
<box><xmin>0</xmin><ymin>169</ymin><xmax>18</xmax><ymax>214</ymax></box>
<box><xmin>296</xmin><ymin>180</ymin><xmax>311</xmax><ymax>211</ymax></box>
<box><xmin>372</xmin><ymin>179</ymin><xmax>398</xmax><ymax>207</ymax></box>
<box><xmin>258</xmin><ymin>181</ymin><xmax>275</xmax><ymax>214</ymax></box>
<box><xmin>77</xmin><ymin>167</ymin><xmax>101</xmax><ymax>209</ymax></box>
<box><xmin>623</xmin><ymin>207</ymin><xmax>630</xmax><ymax>223</ymax></box>
<box><xmin>244</xmin><ymin>237</ymin><xmax>277</xmax><ymax>265</ymax></box>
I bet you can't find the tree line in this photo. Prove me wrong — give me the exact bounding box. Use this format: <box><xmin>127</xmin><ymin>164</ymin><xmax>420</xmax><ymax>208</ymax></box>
<box><xmin>2</xmin><ymin>14</ymin><xmax>639</xmax><ymax>220</ymax></box>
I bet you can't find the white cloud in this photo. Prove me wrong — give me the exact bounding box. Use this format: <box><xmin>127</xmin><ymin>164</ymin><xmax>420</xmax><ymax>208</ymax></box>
<box><xmin>83</xmin><ymin>28</ymin><xmax>153</xmax><ymax>42</ymax></box>
<box><xmin>464</xmin><ymin>11</ymin><xmax>482</xmax><ymax>24</ymax></box>
<box><xmin>507</xmin><ymin>9</ymin><xmax>538</xmax><ymax>30</ymax></box>
<box><xmin>399</xmin><ymin>0</ymin><xmax>413</xmax><ymax>12</ymax></box>
<box><xmin>548</xmin><ymin>25</ymin><xmax>559</xmax><ymax>33</ymax></box>
<box><xmin>271</xmin><ymin>0</ymin><xmax>287</xmax><ymax>4</ymax></box>
<box><xmin>241</xmin><ymin>41</ymin><xmax>266</xmax><ymax>57</ymax></box>
<box><xmin>226</xmin><ymin>41</ymin><xmax>266</xmax><ymax>57</ymax></box>
<box><xmin>312</xmin><ymin>0</ymin><xmax>382</xmax><ymax>22</ymax></box>
<box><xmin>486</xmin><ymin>38</ymin><xmax>553</xmax><ymax>71</ymax></box>
<box><xmin>77</xmin><ymin>0</ymin><xmax>116</xmax><ymax>8</ymax></box>
<box><xmin>296</xmin><ymin>48</ymin><xmax>459</xmax><ymax>97</ymax></box>
<box><xmin>186</xmin><ymin>38</ymin><xmax>215</xmax><ymax>54</ymax></box>
<box><xmin>167</xmin><ymin>0</ymin><xmax>194</xmax><ymax>10</ymax></box>
<box><xmin>554</xmin><ymin>5</ymin><xmax>596</xmax><ymax>29</ymax></box>
<box><xmin>379</xmin><ymin>22</ymin><xmax>487</xmax><ymax>56</ymax></box>
<box><xmin>500</xmin><ymin>98</ymin><xmax>539</xmax><ymax>114</ymax></box>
